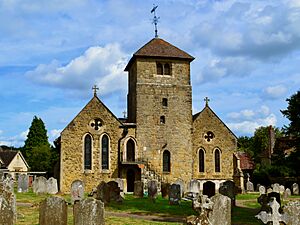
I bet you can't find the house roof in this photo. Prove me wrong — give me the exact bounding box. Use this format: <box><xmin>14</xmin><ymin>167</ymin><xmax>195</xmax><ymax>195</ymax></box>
<box><xmin>125</xmin><ymin>38</ymin><xmax>194</xmax><ymax>71</ymax></box>
<box><xmin>0</xmin><ymin>150</ymin><xmax>18</xmax><ymax>168</ymax></box>
<box><xmin>237</xmin><ymin>152</ymin><xmax>255</xmax><ymax>170</ymax></box>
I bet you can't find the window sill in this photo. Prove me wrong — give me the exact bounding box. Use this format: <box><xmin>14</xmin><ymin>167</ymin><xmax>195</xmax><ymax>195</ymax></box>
<box><xmin>162</xmin><ymin>172</ymin><xmax>171</xmax><ymax>174</ymax></box>
<box><xmin>101</xmin><ymin>169</ymin><xmax>110</xmax><ymax>174</ymax></box>
<box><xmin>84</xmin><ymin>170</ymin><xmax>94</xmax><ymax>174</ymax></box>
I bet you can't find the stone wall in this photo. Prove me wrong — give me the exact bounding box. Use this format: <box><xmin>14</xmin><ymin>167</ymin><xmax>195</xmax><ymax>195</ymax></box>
<box><xmin>192</xmin><ymin>106</ymin><xmax>237</xmax><ymax>181</ymax></box>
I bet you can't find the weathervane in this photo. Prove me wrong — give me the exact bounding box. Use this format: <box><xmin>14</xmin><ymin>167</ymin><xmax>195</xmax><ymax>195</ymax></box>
<box><xmin>151</xmin><ymin>4</ymin><xmax>160</xmax><ymax>38</ymax></box>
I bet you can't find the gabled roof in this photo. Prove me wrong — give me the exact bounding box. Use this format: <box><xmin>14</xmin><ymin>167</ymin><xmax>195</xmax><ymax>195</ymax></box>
<box><xmin>125</xmin><ymin>38</ymin><xmax>194</xmax><ymax>71</ymax></box>
<box><xmin>0</xmin><ymin>150</ymin><xmax>18</xmax><ymax>168</ymax></box>
<box><xmin>193</xmin><ymin>105</ymin><xmax>237</xmax><ymax>140</ymax></box>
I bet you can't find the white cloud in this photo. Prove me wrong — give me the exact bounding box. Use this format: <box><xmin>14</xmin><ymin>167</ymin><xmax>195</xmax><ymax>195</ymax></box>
<box><xmin>0</xmin><ymin>130</ymin><xmax>3</xmax><ymax>135</ymax></box>
<box><xmin>49</xmin><ymin>129</ymin><xmax>61</xmax><ymax>140</ymax></box>
<box><xmin>264</xmin><ymin>85</ymin><xmax>287</xmax><ymax>99</ymax></box>
<box><xmin>26</xmin><ymin>44</ymin><xmax>128</xmax><ymax>95</ymax></box>
<box><xmin>0</xmin><ymin>130</ymin><xmax>29</xmax><ymax>147</ymax></box>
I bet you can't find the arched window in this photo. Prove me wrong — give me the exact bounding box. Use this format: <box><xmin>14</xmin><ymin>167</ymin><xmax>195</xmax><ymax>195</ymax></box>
<box><xmin>164</xmin><ymin>63</ymin><xmax>171</xmax><ymax>75</ymax></box>
<box><xmin>215</xmin><ymin>149</ymin><xmax>221</xmax><ymax>172</ymax></box>
<box><xmin>157</xmin><ymin>63</ymin><xmax>163</xmax><ymax>75</ymax></box>
<box><xmin>101</xmin><ymin>134</ymin><xmax>109</xmax><ymax>170</ymax></box>
<box><xmin>199</xmin><ymin>149</ymin><xmax>205</xmax><ymax>172</ymax></box>
<box><xmin>84</xmin><ymin>134</ymin><xmax>92</xmax><ymax>170</ymax></box>
<box><xmin>163</xmin><ymin>150</ymin><xmax>171</xmax><ymax>172</ymax></box>
<box><xmin>126</xmin><ymin>139</ymin><xmax>135</xmax><ymax>162</ymax></box>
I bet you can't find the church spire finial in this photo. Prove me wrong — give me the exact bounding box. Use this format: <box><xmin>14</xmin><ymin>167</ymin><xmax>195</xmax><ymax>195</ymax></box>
<box><xmin>204</xmin><ymin>97</ymin><xmax>210</xmax><ymax>106</ymax></box>
<box><xmin>92</xmin><ymin>85</ymin><xmax>99</xmax><ymax>97</ymax></box>
<box><xmin>151</xmin><ymin>4</ymin><xmax>160</xmax><ymax>38</ymax></box>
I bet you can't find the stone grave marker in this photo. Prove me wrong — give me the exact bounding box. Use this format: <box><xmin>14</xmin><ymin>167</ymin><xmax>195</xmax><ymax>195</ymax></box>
<box><xmin>292</xmin><ymin>183</ymin><xmax>299</xmax><ymax>195</ymax></box>
<box><xmin>258</xmin><ymin>194</ymin><xmax>271</xmax><ymax>212</ymax></box>
<box><xmin>95</xmin><ymin>181</ymin><xmax>110</xmax><ymax>204</ymax></box>
<box><xmin>273</xmin><ymin>183</ymin><xmax>280</xmax><ymax>193</ymax></box>
<box><xmin>133</xmin><ymin>181</ymin><xmax>143</xmax><ymax>198</ymax></box>
<box><xmin>267</xmin><ymin>187</ymin><xmax>273</xmax><ymax>194</ymax></box>
<box><xmin>71</xmin><ymin>180</ymin><xmax>84</xmax><ymax>204</ymax></box>
<box><xmin>283</xmin><ymin>188</ymin><xmax>291</xmax><ymax>199</ymax></box>
<box><xmin>148</xmin><ymin>180</ymin><xmax>158</xmax><ymax>202</ymax></box>
<box><xmin>39</xmin><ymin>196</ymin><xmax>67</xmax><ymax>225</ymax></box>
<box><xmin>186</xmin><ymin>194</ymin><xmax>213</xmax><ymax>224</ymax></box>
<box><xmin>283</xmin><ymin>200</ymin><xmax>300</xmax><ymax>225</ymax></box>
<box><xmin>46</xmin><ymin>177</ymin><xmax>58</xmax><ymax>194</ymax></box>
<box><xmin>219</xmin><ymin>180</ymin><xmax>236</xmax><ymax>206</ymax></box>
<box><xmin>259</xmin><ymin>185</ymin><xmax>266</xmax><ymax>195</ymax></box>
<box><xmin>0</xmin><ymin>189</ymin><xmax>16</xmax><ymax>225</ymax></box>
<box><xmin>174</xmin><ymin>178</ymin><xmax>185</xmax><ymax>197</ymax></box>
<box><xmin>73</xmin><ymin>198</ymin><xmax>105</xmax><ymax>225</ymax></box>
<box><xmin>115</xmin><ymin>178</ymin><xmax>124</xmax><ymax>197</ymax></box>
<box><xmin>169</xmin><ymin>183</ymin><xmax>181</xmax><ymax>205</ymax></box>
<box><xmin>36</xmin><ymin>176</ymin><xmax>48</xmax><ymax>194</ymax></box>
<box><xmin>279</xmin><ymin>185</ymin><xmax>285</xmax><ymax>195</ymax></box>
<box><xmin>161</xmin><ymin>182</ymin><xmax>170</xmax><ymax>198</ymax></box>
<box><xmin>107</xmin><ymin>181</ymin><xmax>123</xmax><ymax>203</ymax></box>
<box><xmin>210</xmin><ymin>194</ymin><xmax>231</xmax><ymax>225</ymax></box>
<box><xmin>246</xmin><ymin>180</ymin><xmax>254</xmax><ymax>192</ymax></box>
<box><xmin>187</xmin><ymin>179</ymin><xmax>200</xmax><ymax>198</ymax></box>
<box><xmin>18</xmin><ymin>174</ymin><xmax>29</xmax><ymax>193</ymax></box>
<box><xmin>268</xmin><ymin>192</ymin><xmax>281</xmax><ymax>207</ymax></box>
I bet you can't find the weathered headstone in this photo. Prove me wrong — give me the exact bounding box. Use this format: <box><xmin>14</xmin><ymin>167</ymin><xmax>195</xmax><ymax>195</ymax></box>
<box><xmin>187</xmin><ymin>195</ymin><xmax>213</xmax><ymax>225</ymax></box>
<box><xmin>18</xmin><ymin>174</ymin><xmax>29</xmax><ymax>193</ymax></box>
<box><xmin>161</xmin><ymin>182</ymin><xmax>170</xmax><ymax>198</ymax></box>
<box><xmin>255</xmin><ymin>197</ymin><xmax>287</xmax><ymax>225</ymax></box>
<box><xmin>283</xmin><ymin>188</ymin><xmax>291</xmax><ymax>199</ymax></box>
<box><xmin>258</xmin><ymin>194</ymin><xmax>271</xmax><ymax>212</ymax></box>
<box><xmin>73</xmin><ymin>198</ymin><xmax>105</xmax><ymax>225</ymax></box>
<box><xmin>267</xmin><ymin>187</ymin><xmax>273</xmax><ymax>194</ymax></box>
<box><xmin>187</xmin><ymin>179</ymin><xmax>200</xmax><ymax>197</ymax></box>
<box><xmin>246</xmin><ymin>180</ymin><xmax>254</xmax><ymax>192</ymax></box>
<box><xmin>115</xmin><ymin>178</ymin><xmax>124</xmax><ymax>197</ymax></box>
<box><xmin>0</xmin><ymin>189</ymin><xmax>16</xmax><ymax>225</ymax></box>
<box><xmin>259</xmin><ymin>185</ymin><xmax>266</xmax><ymax>195</ymax></box>
<box><xmin>283</xmin><ymin>200</ymin><xmax>300</xmax><ymax>225</ymax></box>
<box><xmin>219</xmin><ymin>180</ymin><xmax>236</xmax><ymax>206</ymax></box>
<box><xmin>169</xmin><ymin>184</ymin><xmax>181</xmax><ymax>205</ymax></box>
<box><xmin>107</xmin><ymin>181</ymin><xmax>123</xmax><ymax>203</ymax></box>
<box><xmin>1</xmin><ymin>177</ymin><xmax>14</xmax><ymax>193</ymax></box>
<box><xmin>46</xmin><ymin>177</ymin><xmax>58</xmax><ymax>194</ymax></box>
<box><xmin>39</xmin><ymin>196</ymin><xmax>67</xmax><ymax>225</ymax></box>
<box><xmin>210</xmin><ymin>194</ymin><xmax>231</xmax><ymax>225</ymax></box>
<box><xmin>292</xmin><ymin>183</ymin><xmax>299</xmax><ymax>195</ymax></box>
<box><xmin>174</xmin><ymin>179</ymin><xmax>185</xmax><ymax>197</ymax></box>
<box><xmin>273</xmin><ymin>183</ymin><xmax>280</xmax><ymax>193</ymax></box>
<box><xmin>95</xmin><ymin>181</ymin><xmax>110</xmax><ymax>204</ymax></box>
<box><xmin>268</xmin><ymin>192</ymin><xmax>281</xmax><ymax>207</ymax></box>
<box><xmin>71</xmin><ymin>180</ymin><xmax>84</xmax><ymax>204</ymax></box>
<box><xmin>35</xmin><ymin>176</ymin><xmax>48</xmax><ymax>194</ymax></box>
<box><xmin>148</xmin><ymin>180</ymin><xmax>158</xmax><ymax>202</ymax></box>
<box><xmin>279</xmin><ymin>185</ymin><xmax>285</xmax><ymax>195</ymax></box>
<box><xmin>133</xmin><ymin>181</ymin><xmax>143</xmax><ymax>198</ymax></box>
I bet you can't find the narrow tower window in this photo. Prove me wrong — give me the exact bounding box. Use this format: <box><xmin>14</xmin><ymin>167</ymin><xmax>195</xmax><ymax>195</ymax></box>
<box><xmin>215</xmin><ymin>149</ymin><xmax>221</xmax><ymax>173</ymax></box>
<box><xmin>160</xmin><ymin>115</ymin><xmax>165</xmax><ymax>124</ymax></box>
<box><xmin>199</xmin><ymin>149</ymin><xmax>205</xmax><ymax>172</ymax></box>
<box><xmin>157</xmin><ymin>63</ymin><xmax>163</xmax><ymax>75</ymax></box>
<box><xmin>162</xmin><ymin>98</ymin><xmax>168</xmax><ymax>107</ymax></box>
<box><xmin>84</xmin><ymin>134</ymin><xmax>92</xmax><ymax>170</ymax></box>
<box><xmin>164</xmin><ymin>63</ymin><xmax>171</xmax><ymax>75</ymax></box>
<box><xmin>126</xmin><ymin>139</ymin><xmax>135</xmax><ymax>162</ymax></box>
<box><xmin>163</xmin><ymin>150</ymin><xmax>171</xmax><ymax>172</ymax></box>
<box><xmin>101</xmin><ymin>134</ymin><xmax>109</xmax><ymax>170</ymax></box>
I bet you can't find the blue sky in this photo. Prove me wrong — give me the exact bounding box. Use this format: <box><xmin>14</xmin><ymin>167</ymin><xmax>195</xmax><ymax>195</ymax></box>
<box><xmin>1</xmin><ymin>0</ymin><xmax>300</xmax><ymax>147</ymax></box>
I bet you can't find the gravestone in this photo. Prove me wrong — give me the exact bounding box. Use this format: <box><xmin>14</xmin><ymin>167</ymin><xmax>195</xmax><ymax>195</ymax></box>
<box><xmin>292</xmin><ymin>183</ymin><xmax>299</xmax><ymax>195</ymax></box>
<box><xmin>258</xmin><ymin>194</ymin><xmax>271</xmax><ymax>212</ymax></box>
<box><xmin>169</xmin><ymin>184</ymin><xmax>181</xmax><ymax>205</ymax></box>
<box><xmin>0</xmin><ymin>189</ymin><xmax>16</xmax><ymax>225</ymax></box>
<box><xmin>71</xmin><ymin>180</ymin><xmax>84</xmax><ymax>204</ymax></box>
<box><xmin>174</xmin><ymin>179</ymin><xmax>185</xmax><ymax>197</ymax></box>
<box><xmin>36</xmin><ymin>176</ymin><xmax>48</xmax><ymax>194</ymax></box>
<box><xmin>273</xmin><ymin>183</ymin><xmax>280</xmax><ymax>193</ymax></box>
<box><xmin>219</xmin><ymin>180</ymin><xmax>236</xmax><ymax>206</ymax></box>
<box><xmin>255</xmin><ymin>197</ymin><xmax>287</xmax><ymax>225</ymax></box>
<box><xmin>161</xmin><ymin>182</ymin><xmax>170</xmax><ymax>198</ymax></box>
<box><xmin>39</xmin><ymin>196</ymin><xmax>67</xmax><ymax>225</ymax></box>
<box><xmin>1</xmin><ymin>177</ymin><xmax>14</xmax><ymax>193</ymax></box>
<box><xmin>283</xmin><ymin>188</ymin><xmax>291</xmax><ymax>199</ymax></box>
<box><xmin>267</xmin><ymin>188</ymin><xmax>273</xmax><ymax>194</ymax></box>
<box><xmin>257</xmin><ymin>184</ymin><xmax>261</xmax><ymax>192</ymax></box>
<box><xmin>279</xmin><ymin>185</ymin><xmax>285</xmax><ymax>195</ymax></box>
<box><xmin>107</xmin><ymin>181</ymin><xmax>123</xmax><ymax>203</ymax></box>
<box><xmin>148</xmin><ymin>180</ymin><xmax>158</xmax><ymax>202</ymax></box>
<box><xmin>46</xmin><ymin>177</ymin><xmax>58</xmax><ymax>194</ymax></box>
<box><xmin>115</xmin><ymin>178</ymin><xmax>124</xmax><ymax>197</ymax></box>
<box><xmin>133</xmin><ymin>181</ymin><xmax>143</xmax><ymax>198</ymax></box>
<box><xmin>187</xmin><ymin>194</ymin><xmax>213</xmax><ymax>225</ymax></box>
<box><xmin>187</xmin><ymin>179</ymin><xmax>200</xmax><ymax>198</ymax></box>
<box><xmin>95</xmin><ymin>181</ymin><xmax>110</xmax><ymax>204</ymax></box>
<box><xmin>259</xmin><ymin>185</ymin><xmax>266</xmax><ymax>195</ymax></box>
<box><xmin>268</xmin><ymin>192</ymin><xmax>281</xmax><ymax>207</ymax></box>
<box><xmin>283</xmin><ymin>200</ymin><xmax>300</xmax><ymax>225</ymax></box>
<box><xmin>246</xmin><ymin>180</ymin><xmax>254</xmax><ymax>192</ymax></box>
<box><xmin>210</xmin><ymin>194</ymin><xmax>231</xmax><ymax>225</ymax></box>
<box><xmin>18</xmin><ymin>174</ymin><xmax>29</xmax><ymax>193</ymax></box>
<box><xmin>73</xmin><ymin>198</ymin><xmax>105</xmax><ymax>225</ymax></box>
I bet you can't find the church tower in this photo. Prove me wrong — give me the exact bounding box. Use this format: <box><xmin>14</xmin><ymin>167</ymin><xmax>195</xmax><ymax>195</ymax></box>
<box><xmin>125</xmin><ymin>38</ymin><xmax>194</xmax><ymax>183</ymax></box>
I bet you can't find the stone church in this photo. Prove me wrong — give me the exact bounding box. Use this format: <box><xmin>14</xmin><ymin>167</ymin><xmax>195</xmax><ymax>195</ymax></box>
<box><xmin>59</xmin><ymin>37</ymin><xmax>243</xmax><ymax>195</ymax></box>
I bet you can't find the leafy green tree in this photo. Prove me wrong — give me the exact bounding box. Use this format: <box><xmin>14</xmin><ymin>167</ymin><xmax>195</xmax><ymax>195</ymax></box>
<box><xmin>23</xmin><ymin>116</ymin><xmax>51</xmax><ymax>172</ymax></box>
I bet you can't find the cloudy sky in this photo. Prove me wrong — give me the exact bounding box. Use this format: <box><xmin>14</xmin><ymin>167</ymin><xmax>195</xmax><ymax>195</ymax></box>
<box><xmin>1</xmin><ymin>0</ymin><xmax>299</xmax><ymax>147</ymax></box>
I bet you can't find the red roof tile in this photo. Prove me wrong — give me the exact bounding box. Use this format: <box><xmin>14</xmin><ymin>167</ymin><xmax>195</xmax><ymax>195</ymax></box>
<box><xmin>237</xmin><ymin>152</ymin><xmax>255</xmax><ymax>170</ymax></box>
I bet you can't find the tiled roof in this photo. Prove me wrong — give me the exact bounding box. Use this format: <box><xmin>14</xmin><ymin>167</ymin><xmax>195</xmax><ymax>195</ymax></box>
<box><xmin>0</xmin><ymin>150</ymin><xmax>18</xmax><ymax>168</ymax></box>
<box><xmin>125</xmin><ymin>38</ymin><xmax>194</xmax><ymax>71</ymax></box>
<box><xmin>237</xmin><ymin>152</ymin><xmax>255</xmax><ymax>170</ymax></box>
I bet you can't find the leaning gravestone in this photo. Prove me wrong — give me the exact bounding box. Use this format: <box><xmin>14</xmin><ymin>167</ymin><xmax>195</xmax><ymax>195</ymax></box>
<box><xmin>148</xmin><ymin>180</ymin><xmax>158</xmax><ymax>202</ymax></box>
<box><xmin>133</xmin><ymin>181</ymin><xmax>144</xmax><ymax>198</ymax></box>
<box><xmin>107</xmin><ymin>181</ymin><xmax>123</xmax><ymax>203</ymax></box>
<box><xmin>283</xmin><ymin>188</ymin><xmax>291</xmax><ymax>199</ymax></box>
<box><xmin>39</xmin><ymin>196</ymin><xmax>68</xmax><ymax>225</ymax></box>
<box><xmin>259</xmin><ymin>185</ymin><xmax>266</xmax><ymax>195</ymax></box>
<box><xmin>273</xmin><ymin>183</ymin><xmax>280</xmax><ymax>193</ymax></box>
<box><xmin>292</xmin><ymin>183</ymin><xmax>299</xmax><ymax>195</ymax></box>
<box><xmin>219</xmin><ymin>180</ymin><xmax>236</xmax><ymax>206</ymax></box>
<box><xmin>0</xmin><ymin>189</ymin><xmax>16</xmax><ymax>225</ymax></box>
<box><xmin>71</xmin><ymin>180</ymin><xmax>84</xmax><ymax>204</ymax></box>
<box><xmin>246</xmin><ymin>180</ymin><xmax>254</xmax><ymax>192</ymax></box>
<box><xmin>209</xmin><ymin>194</ymin><xmax>231</xmax><ymax>225</ymax></box>
<box><xmin>169</xmin><ymin>184</ymin><xmax>181</xmax><ymax>205</ymax></box>
<box><xmin>74</xmin><ymin>198</ymin><xmax>105</xmax><ymax>225</ymax></box>
<box><xmin>36</xmin><ymin>176</ymin><xmax>48</xmax><ymax>194</ymax></box>
<box><xmin>95</xmin><ymin>181</ymin><xmax>110</xmax><ymax>204</ymax></box>
<box><xmin>161</xmin><ymin>182</ymin><xmax>170</xmax><ymax>198</ymax></box>
<box><xmin>46</xmin><ymin>177</ymin><xmax>58</xmax><ymax>194</ymax></box>
<box><xmin>174</xmin><ymin>179</ymin><xmax>185</xmax><ymax>197</ymax></box>
<box><xmin>283</xmin><ymin>201</ymin><xmax>300</xmax><ymax>225</ymax></box>
<box><xmin>18</xmin><ymin>174</ymin><xmax>29</xmax><ymax>193</ymax></box>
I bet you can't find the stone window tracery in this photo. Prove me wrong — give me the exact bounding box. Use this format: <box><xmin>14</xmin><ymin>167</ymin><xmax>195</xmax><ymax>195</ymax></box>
<box><xmin>156</xmin><ymin>62</ymin><xmax>171</xmax><ymax>75</ymax></box>
<box><xmin>204</xmin><ymin>131</ymin><xmax>214</xmax><ymax>142</ymax></box>
<box><xmin>90</xmin><ymin>118</ymin><xmax>102</xmax><ymax>131</ymax></box>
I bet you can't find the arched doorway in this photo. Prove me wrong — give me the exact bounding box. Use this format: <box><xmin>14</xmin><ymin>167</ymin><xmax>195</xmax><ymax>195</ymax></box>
<box><xmin>203</xmin><ymin>181</ymin><xmax>216</xmax><ymax>197</ymax></box>
<box><xmin>126</xmin><ymin>169</ymin><xmax>135</xmax><ymax>192</ymax></box>
<box><xmin>126</xmin><ymin>139</ymin><xmax>135</xmax><ymax>162</ymax></box>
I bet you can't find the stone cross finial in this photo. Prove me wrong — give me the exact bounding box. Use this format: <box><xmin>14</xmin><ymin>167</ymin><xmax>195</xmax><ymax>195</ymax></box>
<box><xmin>92</xmin><ymin>85</ymin><xmax>99</xmax><ymax>96</ymax></box>
<box><xmin>255</xmin><ymin>197</ymin><xmax>288</xmax><ymax>225</ymax></box>
<box><xmin>123</xmin><ymin>110</ymin><xmax>127</xmax><ymax>118</ymax></box>
<box><xmin>204</xmin><ymin>97</ymin><xmax>210</xmax><ymax>106</ymax></box>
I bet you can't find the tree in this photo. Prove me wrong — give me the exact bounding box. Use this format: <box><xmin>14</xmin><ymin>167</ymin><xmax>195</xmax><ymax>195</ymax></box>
<box><xmin>23</xmin><ymin>116</ymin><xmax>52</xmax><ymax>172</ymax></box>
